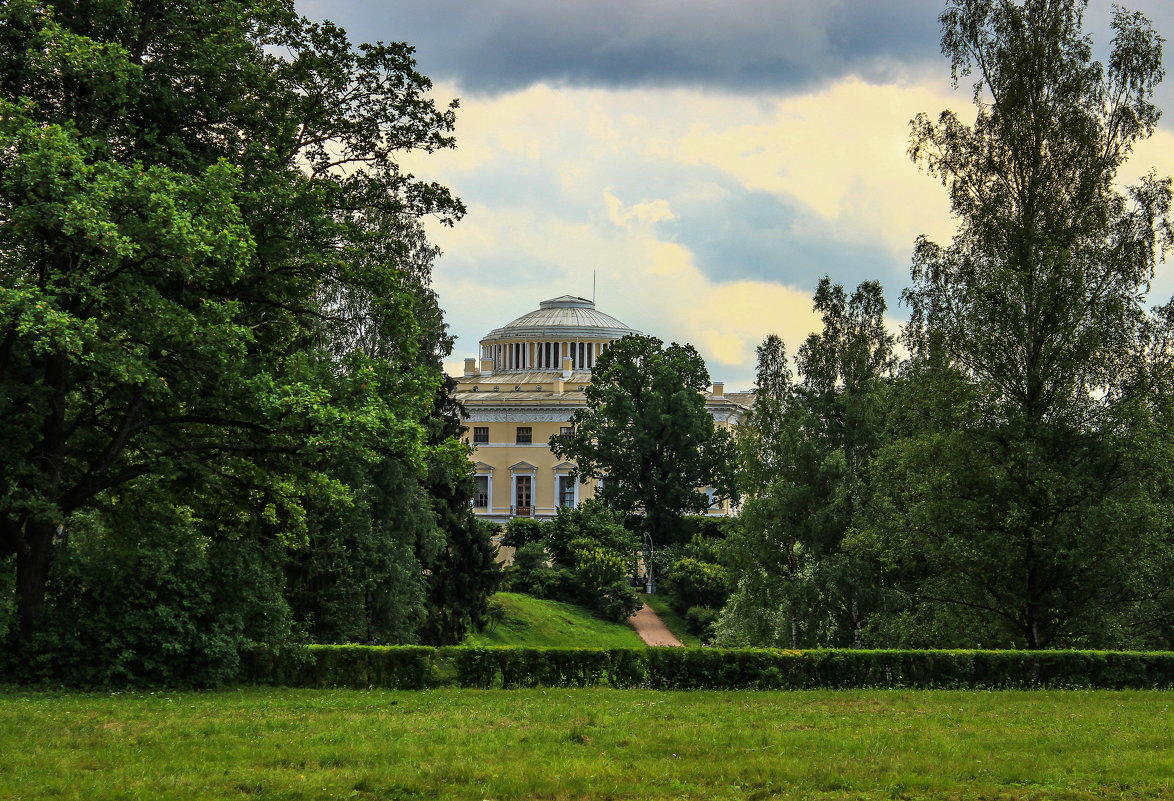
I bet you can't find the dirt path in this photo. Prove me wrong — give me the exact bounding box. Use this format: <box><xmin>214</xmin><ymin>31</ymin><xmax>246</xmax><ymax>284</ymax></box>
<box><xmin>628</xmin><ymin>602</ymin><xmax>683</xmax><ymax>647</ymax></box>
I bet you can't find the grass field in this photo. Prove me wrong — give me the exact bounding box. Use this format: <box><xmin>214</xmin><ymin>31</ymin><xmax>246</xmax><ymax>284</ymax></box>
<box><xmin>463</xmin><ymin>592</ymin><xmax>645</xmax><ymax>648</ymax></box>
<box><xmin>3</xmin><ymin>687</ymin><xmax>1172</xmax><ymax>800</ymax></box>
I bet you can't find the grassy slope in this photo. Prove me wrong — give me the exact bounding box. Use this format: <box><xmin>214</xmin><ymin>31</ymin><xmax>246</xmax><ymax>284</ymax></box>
<box><xmin>639</xmin><ymin>591</ymin><xmax>702</xmax><ymax>647</ymax></box>
<box><xmin>464</xmin><ymin>591</ymin><xmax>645</xmax><ymax>648</ymax></box>
<box><xmin>2</xmin><ymin>688</ymin><xmax>1172</xmax><ymax>800</ymax></box>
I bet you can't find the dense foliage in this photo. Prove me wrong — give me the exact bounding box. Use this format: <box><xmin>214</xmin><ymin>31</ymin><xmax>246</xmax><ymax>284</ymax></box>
<box><xmin>7</xmin><ymin>0</ymin><xmax>1174</xmax><ymax>685</ymax></box>
<box><xmin>0</xmin><ymin>0</ymin><xmax>498</xmax><ymax>683</ymax></box>
<box><xmin>647</xmin><ymin>534</ymin><xmax>728</xmax><ymax>641</ymax></box>
<box><xmin>861</xmin><ymin>0</ymin><xmax>1174</xmax><ymax>649</ymax></box>
<box><xmin>720</xmin><ymin>280</ymin><xmax>895</xmax><ymax>648</ymax></box>
<box><xmin>725</xmin><ymin>0</ymin><xmax>1174</xmax><ymax>651</ymax></box>
<box><xmin>551</xmin><ymin>335</ymin><xmax>735</xmax><ymax>548</ymax></box>
<box><xmin>502</xmin><ymin>502</ymin><xmax>641</xmax><ymax>622</ymax></box>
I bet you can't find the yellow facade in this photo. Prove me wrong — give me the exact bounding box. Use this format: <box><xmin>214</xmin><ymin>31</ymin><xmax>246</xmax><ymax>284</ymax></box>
<box><xmin>452</xmin><ymin>296</ymin><xmax>752</xmax><ymax>524</ymax></box>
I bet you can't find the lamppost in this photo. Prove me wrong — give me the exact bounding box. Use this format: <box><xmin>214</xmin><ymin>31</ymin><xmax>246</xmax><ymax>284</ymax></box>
<box><xmin>643</xmin><ymin>532</ymin><xmax>656</xmax><ymax>594</ymax></box>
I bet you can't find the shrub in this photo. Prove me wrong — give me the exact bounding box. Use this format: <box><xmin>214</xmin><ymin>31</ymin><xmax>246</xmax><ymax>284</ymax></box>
<box><xmin>240</xmin><ymin>645</ymin><xmax>436</xmax><ymax>689</ymax></box>
<box><xmin>236</xmin><ymin>645</ymin><xmax>1174</xmax><ymax>691</ymax></box>
<box><xmin>485</xmin><ymin>598</ymin><xmax>507</xmax><ymax>633</ymax></box>
<box><xmin>596</xmin><ymin>579</ymin><xmax>643</xmax><ymax>622</ymax></box>
<box><xmin>606</xmin><ymin>648</ymin><xmax>649</xmax><ymax>688</ymax></box>
<box><xmin>685</xmin><ymin>605</ymin><xmax>720</xmax><ymax>640</ymax></box>
<box><xmin>503</xmin><ymin>544</ymin><xmax>575</xmax><ymax>602</ymax></box>
<box><xmin>23</xmin><ymin>505</ymin><xmax>289</xmax><ymax>689</ymax></box>
<box><xmin>448</xmin><ymin>647</ymin><xmax>498</xmax><ymax>688</ymax></box>
<box><xmin>568</xmin><ymin>543</ymin><xmax>642</xmax><ymax>622</ymax></box>
<box><xmin>667</xmin><ymin>558</ymin><xmax>729</xmax><ymax>610</ymax></box>
<box><xmin>546</xmin><ymin>502</ymin><xmax>637</xmax><ymax>566</ymax></box>
<box><xmin>501</xmin><ymin>518</ymin><xmax>546</xmax><ymax>549</ymax></box>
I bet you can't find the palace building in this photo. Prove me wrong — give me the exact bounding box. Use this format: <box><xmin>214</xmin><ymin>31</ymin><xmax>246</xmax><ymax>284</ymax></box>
<box><xmin>452</xmin><ymin>295</ymin><xmax>752</xmax><ymax>524</ymax></box>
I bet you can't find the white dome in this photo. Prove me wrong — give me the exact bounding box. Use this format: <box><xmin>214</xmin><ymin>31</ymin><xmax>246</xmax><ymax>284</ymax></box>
<box><xmin>484</xmin><ymin>296</ymin><xmax>640</xmax><ymax>341</ymax></box>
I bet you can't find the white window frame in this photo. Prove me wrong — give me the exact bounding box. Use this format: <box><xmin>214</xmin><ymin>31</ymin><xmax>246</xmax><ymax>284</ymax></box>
<box><xmin>510</xmin><ymin>462</ymin><xmax>538</xmax><ymax>517</ymax></box>
<box><xmin>472</xmin><ymin>462</ymin><xmax>494</xmax><ymax>514</ymax></box>
<box><xmin>553</xmin><ymin>463</ymin><xmax>578</xmax><ymax>509</ymax></box>
<box><xmin>473</xmin><ymin>475</ymin><xmax>490</xmax><ymax>509</ymax></box>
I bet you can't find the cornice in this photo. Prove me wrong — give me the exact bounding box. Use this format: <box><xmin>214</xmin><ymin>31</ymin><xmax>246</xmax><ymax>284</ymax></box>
<box><xmin>464</xmin><ymin>407</ymin><xmax>580</xmax><ymax>423</ymax></box>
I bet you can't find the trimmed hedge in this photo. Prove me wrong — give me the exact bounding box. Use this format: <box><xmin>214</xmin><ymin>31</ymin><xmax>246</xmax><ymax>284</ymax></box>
<box><xmin>240</xmin><ymin>645</ymin><xmax>436</xmax><ymax>689</ymax></box>
<box><xmin>240</xmin><ymin>645</ymin><xmax>1174</xmax><ymax>690</ymax></box>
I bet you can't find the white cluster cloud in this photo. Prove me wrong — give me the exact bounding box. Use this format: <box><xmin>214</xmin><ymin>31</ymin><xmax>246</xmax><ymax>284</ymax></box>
<box><xmin>666</xmin><ymin>77</ymin><xmax>962</xmax><ymax>255</ymax></box>
<box><xmin>408</xmin><ymin>79</ymin><xmax>968</xmax><ymax>387</ymax></box>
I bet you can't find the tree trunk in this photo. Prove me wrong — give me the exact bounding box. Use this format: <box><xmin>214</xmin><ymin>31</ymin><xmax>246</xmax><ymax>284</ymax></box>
<box><xmin>14</xmin><ymin>519</ymin><xmax>54</xmax><ymax>644</ymax></box>
<box><xmin>12</xmin><ymin>348</ymin><xmax>69</xmax><ymax>645</ymax></box>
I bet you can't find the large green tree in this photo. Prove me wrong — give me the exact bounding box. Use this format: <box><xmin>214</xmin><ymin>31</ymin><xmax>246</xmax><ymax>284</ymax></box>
<box><xmin>415</xmin><ymin>371</ymin><xmax>503</xmax><ymax>645</ymax></box>
<box><xmin>550</xmin><ymin>335</ymin><xmax>734</xmax><ymax>548</ymax></box>
<box><xmin>285</xmin><ymin>234</ymin><xmax>499</xmax><ymax>647</ymax></box>
<box><xmin>721</xmin><ymin>280</ymin><xmax>896</xmax><ymax>648</ymax></box>
<box><xmin>0</xmin><ymin>0</ymin><xmax>463</xmax><ymax>647</ymax></box>
<box><xmin>864</xmin><ymin>0</ymin><xmax>1174</xmax><ymax>648</ymax></box>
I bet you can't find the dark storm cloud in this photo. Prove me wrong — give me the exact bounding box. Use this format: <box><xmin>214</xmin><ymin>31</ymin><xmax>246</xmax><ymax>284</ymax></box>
<box><xmin>297</xmin><ymin>0</ymin><xmax>945</xmax><ymax>94</ymax></box>
<box><xmin>671</xmin><ymin>189</ymin><xmax>904</xmax><ymax>293</ymax></box>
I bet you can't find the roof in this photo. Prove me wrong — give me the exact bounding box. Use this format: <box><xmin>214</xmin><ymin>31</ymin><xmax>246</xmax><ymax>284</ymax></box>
<box><xmin>718</xmin><ymin>391</ymin><xmax>756</xmax><ymax>409</ymax></box>
<box><xmin>483</xmin><ymin>296</ymin><xmax>641</xmax><ymax>341</ymax></box>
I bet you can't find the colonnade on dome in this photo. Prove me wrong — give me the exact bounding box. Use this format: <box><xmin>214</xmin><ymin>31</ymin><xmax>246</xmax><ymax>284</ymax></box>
<box><xmin>479</xmin><ymin>338</ymin><xmax>613</xmax><ymax>372</ymax></box>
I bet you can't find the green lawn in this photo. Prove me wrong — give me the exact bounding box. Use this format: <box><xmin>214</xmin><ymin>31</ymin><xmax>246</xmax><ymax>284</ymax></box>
<box><xmin>2</xmin><ymin>687</ymin><xmax>1172</xmax><ymax>800</ymax></box>
<box><xmin>638</xmin><ymin>591</ymin><xmax>702</xmax><ymax>647</ymax></box>
<box><xmin>464</xmin><ymin>591</ymin><xmax>645</xmax><ymax>648</ymax></box>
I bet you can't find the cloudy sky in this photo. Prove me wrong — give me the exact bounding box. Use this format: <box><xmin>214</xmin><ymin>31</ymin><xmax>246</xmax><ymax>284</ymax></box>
<box><xmin>299</xmin><ymin>0</ymin><xmax>1174</xmax><ymax>389</ymax></box>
